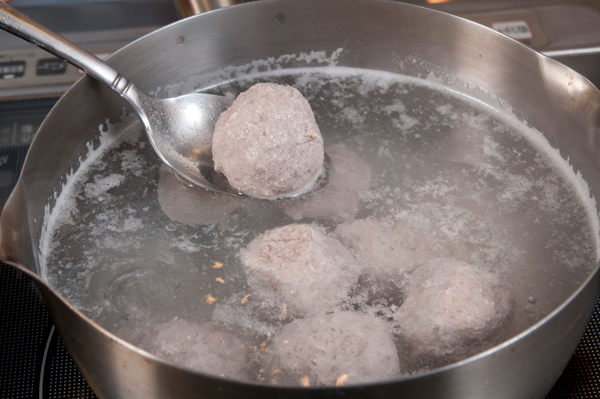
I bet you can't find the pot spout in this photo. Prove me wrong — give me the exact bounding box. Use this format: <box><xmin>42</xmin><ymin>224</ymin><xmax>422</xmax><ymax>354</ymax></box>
<box><xmin>0</xmin><ymin>181</ymin><xmax>37</xmax><ymax>274</ymax></box>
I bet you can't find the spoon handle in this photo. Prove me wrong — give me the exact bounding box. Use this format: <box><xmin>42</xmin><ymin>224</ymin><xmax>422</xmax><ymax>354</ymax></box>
<box><xmin>0</xmin><ymin>2</ymin><xmax>132</xmax><ymax>95</ymax></box>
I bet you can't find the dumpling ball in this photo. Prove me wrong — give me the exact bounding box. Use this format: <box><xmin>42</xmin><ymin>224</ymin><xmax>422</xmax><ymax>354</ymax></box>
<box><xmin>281</xmin><ymin>143</ymin><xmax>371</xmax><ymax>222</ymax></box>
<box><xmin>269</xmin><ymin>312</ymin><xmax>402</xmax><ymax>386</ymax></box>
<box><xmin>157</xmin><ymin>163</ymin><xmax>240</xmax><ymax>226</ymax></box>
<box><xmin>212</xmin><ymin>83</ymin><xmax>324</xmax><ymax>199</ymax></box>
<box><xmin>335</xmin><ymin>218</ymin><xmax>432</xmax><ymax>282</ymax></box>
<box><xmin>131</xmin><ymin>319</ymin><xmax>248</xmax><ymax>379</ymax></box>
<box><xmin>393</xmin><ymin>258</ymin><xmax>513</xmax><ymax>359</ymax></box>
<box><xmin>240</xmin><ymin>224</ymin><xmax>359</xmax><ymax>317</ymax></box>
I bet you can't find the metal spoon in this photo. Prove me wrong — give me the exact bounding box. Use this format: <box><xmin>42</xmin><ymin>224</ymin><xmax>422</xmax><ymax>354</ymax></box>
<box><xmin>0</xmin><ymin>3</ymin><xmax>330</xmax><ymax>199</ymax></box>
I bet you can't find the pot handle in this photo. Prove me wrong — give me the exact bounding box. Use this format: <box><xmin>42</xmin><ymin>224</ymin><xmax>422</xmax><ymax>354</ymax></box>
<box><xmin>0</xmin><ymin>2</ymin><xmax>132</xmax><ymax>96</ymax></box>
<box><xmin>173</xmin><ymin>0</ymin><xmax>244</xmax><ymax>18</ymax></box>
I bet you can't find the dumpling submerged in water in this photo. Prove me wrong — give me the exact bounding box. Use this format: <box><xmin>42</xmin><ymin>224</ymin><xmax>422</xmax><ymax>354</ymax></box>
<box><xmin>335</xmin><ymin>218</ymin><xmax>434</xmax><ymax>282</ymax></box>
<box><xmin>268</xmin><ymin>312</ymin><xmax>402</xmax><ymax>386</ymax></box>
<box><xmin>393</xmin><ymin>258</ymin><xmax>513</xmax><ymax>361</ymax></box>
<box><xmin>240</xmin><ymin>224</ymin><xmax>359</xmax><ymax>317</ymax></box>
<box><xmin>212</xmin><ymin>83</ymin><xmax>324</xmax><ymax>199</ymax></box>
<box><xmin>157</xmin><ymin>163</ymin><xmax>240</xmax><ymax>226</ymax></box>
<box><xmin>130</xmin><ymin>318</ymin><xmax>248</xmax><ymax>379</ymax></box>
<box><xmin>280</xmin><ymin>143</ymin><xmax>372</xmax><ymax>222</ymax></box>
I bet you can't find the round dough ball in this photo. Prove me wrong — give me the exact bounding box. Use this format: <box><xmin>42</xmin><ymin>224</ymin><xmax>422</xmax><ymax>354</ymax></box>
<box><xmin>393</xmin><ymin>258</ymin><xmax>513</xmax><ymax>358</ymax></box>
<box><xmin>269</xmin><ymin>312</ymin><xmax>401</xmax><ymax>386</ymax></box>
<box><xmin>240</xmin><ymin>224</ymin><xmax>359</xmax><ymax>317</ymax></box>
<box><xmin>157</xmin><ymin>163</ymin><xmax>240</xmax><ymax>225</ymax></box>
<box><xmin>335</xmin><ymin>218</ymin><xmax>431</xmax><ymax>281</ymax></box>
<box><xmin>131</xmin><ymin>319</ymin><xmax>248</xmax><ymax>379</ymax></box>
<box><xmin>213</xmin><ymin>83</ymin><xmax>324</xmax><ymax>199</ymax></box>
<box><xmin>281</xmin><ymin>143</ymin><xmax>371</xmax><ymax>222</ymax></box>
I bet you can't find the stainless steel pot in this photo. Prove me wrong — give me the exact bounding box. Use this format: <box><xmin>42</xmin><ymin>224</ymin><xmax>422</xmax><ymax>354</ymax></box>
<box><xmin>2</xmin><ymin>0</ymin><xmax>600</xmax><ymax>398</ymax></box>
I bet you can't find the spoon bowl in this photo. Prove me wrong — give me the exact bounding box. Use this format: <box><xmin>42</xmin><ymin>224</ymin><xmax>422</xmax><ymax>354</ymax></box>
<box><xmin>0</xmin><ymin>3</ymin><xmax>330</xmax><ymax>199</ymax></box>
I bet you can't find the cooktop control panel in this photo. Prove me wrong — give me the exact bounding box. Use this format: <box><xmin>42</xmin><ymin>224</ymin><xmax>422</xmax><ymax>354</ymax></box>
<box><xmin>0</xmin><ymin>99</ymin><xmax>56</xmax><ymax>205</ymax></box>
<box><xmin>0</xmin><ymin>43</ymin><xmax>128</xmax><ymax>99</ymax></box>
<box><xmin>464</xmin><ymin>9</ymin><xmax>549</xmax><ymax>49</ymax></box>
<box><xmin>415</xmin><ymin>0</ymin><xmax>600</xmax><ymax>56</ymax></box>
<box><xmin>0</xmin><ymin>0</ymin><xmax>178</xmax><ymax>100</ymax></box>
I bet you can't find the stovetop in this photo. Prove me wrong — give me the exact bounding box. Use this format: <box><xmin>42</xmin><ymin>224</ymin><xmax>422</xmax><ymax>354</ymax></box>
<box><xmin>1</xmin><ymin>1</ymin><xmax>600</xmax><ymax>398</ymax></box>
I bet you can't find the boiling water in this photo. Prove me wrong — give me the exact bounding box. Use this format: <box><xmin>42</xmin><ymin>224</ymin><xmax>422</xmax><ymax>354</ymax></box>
<box><xmin>39</xmin><ymin>67</ymin><xmax>599</xmax><ymax>383</ymax></box>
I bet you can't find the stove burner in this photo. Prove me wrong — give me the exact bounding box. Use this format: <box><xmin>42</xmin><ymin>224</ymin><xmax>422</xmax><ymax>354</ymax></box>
<box><xmin>40</xmin><ymin>326</ymin><xmax>98</xmax><ymax>399</ymax></box>
<box><xmin>0</xmin><ymin>265</ymin><xmax>98</xmax><ymax>399</ymax></box>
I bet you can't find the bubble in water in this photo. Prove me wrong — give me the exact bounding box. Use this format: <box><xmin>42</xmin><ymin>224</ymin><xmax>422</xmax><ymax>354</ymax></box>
<box><xmin>105</xmin><ymin>269</ymin><xmax>151</xmax><ymax>321</ymax></box>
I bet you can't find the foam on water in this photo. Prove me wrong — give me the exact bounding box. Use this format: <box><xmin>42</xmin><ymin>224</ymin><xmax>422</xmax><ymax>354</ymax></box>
<box><xmin>38</xmin><ymin>113</ymin><xmax>140</xmax><ymax>281</ymax></box>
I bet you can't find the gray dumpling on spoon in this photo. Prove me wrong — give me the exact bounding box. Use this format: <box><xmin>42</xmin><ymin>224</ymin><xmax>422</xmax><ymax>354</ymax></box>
<box><xmin>0</xmin><ymin>3</ymin><xmax>330</xmax><ymax>200</ymax></box>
